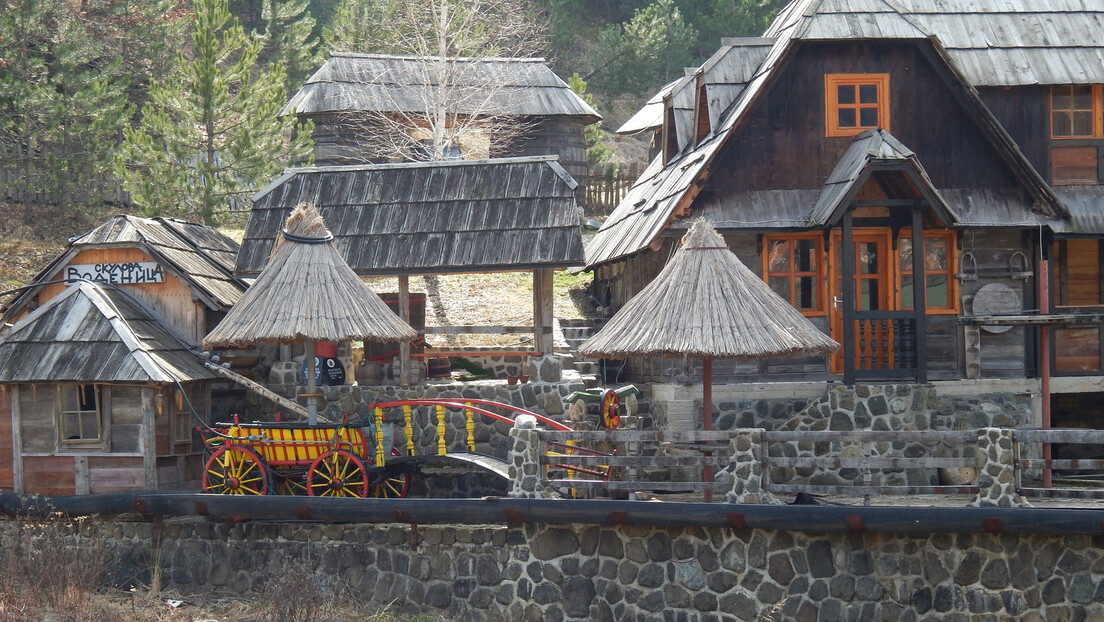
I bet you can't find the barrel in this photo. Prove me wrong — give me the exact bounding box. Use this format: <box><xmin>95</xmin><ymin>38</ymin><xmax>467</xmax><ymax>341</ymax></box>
<box><xmin>427</xmin><ymin>357</ymin><xmax>451</xmax><ymax>378</ymax></box>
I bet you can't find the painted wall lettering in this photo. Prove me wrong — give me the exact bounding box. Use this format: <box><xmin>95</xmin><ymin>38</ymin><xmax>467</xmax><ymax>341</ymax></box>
<box><xmin>65</xmin><ymin>262</ymin><xmax>166</xmax><ymax>285</ymax></box>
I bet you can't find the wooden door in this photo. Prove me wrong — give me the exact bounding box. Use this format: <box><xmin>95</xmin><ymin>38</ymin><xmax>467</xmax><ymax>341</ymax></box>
<box><xmin>830</xmin><ymin>229</ymin><xmax>894</xmax><ymax>373</ymax></box>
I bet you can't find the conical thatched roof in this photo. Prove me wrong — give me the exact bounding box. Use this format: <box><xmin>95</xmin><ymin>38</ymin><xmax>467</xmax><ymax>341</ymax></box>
<box><xmin>579</xmin><ymin>220</ymin><xmax>839</xmax><ymax>360</ymax></box>
<box><xmin>204</xmin><ymin>204</ymin><xmax>417</xmax><ymax>349</ymax></box>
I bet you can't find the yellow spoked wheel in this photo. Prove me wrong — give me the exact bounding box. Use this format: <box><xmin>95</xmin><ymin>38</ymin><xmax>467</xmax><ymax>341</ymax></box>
<box><xmin>204</xmin><ymin>445</ymin><xmax>270</xmax><ymax>495</ymax></box>
<box><xmin>372</xmin><ymin>448</ymin><xmax>410</xmax><ymax>498</ymax></box>
<box><xmin>307</xmin><ymin>449</ymin><xmax>369</xmax><ymax>497</ymax></box>
<box><xmin>601</xmin><ymin>389</ymin><xmax>621</xmax><ymax>430</ymax></box>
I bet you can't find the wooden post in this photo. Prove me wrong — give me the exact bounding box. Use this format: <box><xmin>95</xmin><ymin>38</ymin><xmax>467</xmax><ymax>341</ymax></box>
<box><xmin>1039</xmin><ymin>259</ymin><xmax>1051</xmax><ymax>488</ymax></box>
<box><xmin>399</xmin><ymin>275</ymin><xmax>412</xmax><ymax>386</ymax></box>
<box><xmin>911</xmin><ymin>208</ymin><xmax>927</xmax><ymax>382</ymax></box>
<box><xmin>533</xmin><ymin>269</ymin><xmax>554</xmax><ymax>354</ymax></box>
<box><xmin>703</xmin><ymin>358</ymin><xmax>713</xmax><ymax>503</ymax></box>
<box><xmin>142</xmin><ymin>386</ymin><xmax>158</xmax><ymax>489</ymax></box>
<box><xmin>11</xmin><ymin>386</ymin><xmax>23</xmax><ymax>493</ymax></box>
<box><xmin>306</xmin><ymin>338</ymin><xmax>318</xmax><ymax>425</ymax></box>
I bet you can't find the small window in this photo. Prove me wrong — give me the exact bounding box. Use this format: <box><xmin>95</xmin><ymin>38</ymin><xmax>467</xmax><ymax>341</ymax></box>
<box><xmin>897</xmin><ymin>231</ymin><xmax>958</xmax><ymax>314</ymax></box>
<box><xmin>1051</xmin><ymin>85</ymin><xmax>1101</xmax><ymax>138</ymax></box>
<box><xmin>763</xmin><ymin>234</ymin><xmax>825</xmax><ymax>315</ymax></box>
<box><xmin>59</xmin><ymin>384</ymin><xmax>102</xmax><ymax>444</ymax></box>
<box><xmin>825</xmin><ymin>74</ymin><xmax>889</xmax><ymax>137</ymax></box>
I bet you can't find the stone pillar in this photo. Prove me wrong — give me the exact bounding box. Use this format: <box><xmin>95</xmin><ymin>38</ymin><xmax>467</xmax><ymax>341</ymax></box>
<box><xmin>968</xmin><ymin>427</ymin><xmax>1030</xmax><ymax>508</ymax></box>
<box><xmin>508</xmin><ymin>415</ymin><xmax>556</xmax><ymax>498</ymax></box>
<box><xmin>721</xmin><ymin>429</ymin><xmax>781</xmax><ymax>505</ymax></box>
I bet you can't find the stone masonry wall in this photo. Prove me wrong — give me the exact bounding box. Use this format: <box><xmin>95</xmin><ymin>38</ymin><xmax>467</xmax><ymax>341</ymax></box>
<box><xmin>16</xmin><ymin>518</ymin><xmax>1104</xmax><ymax>621</ymax></box>
<box><xmin>703</xmin><ymin>384</ymin><xmax>1036</xmax><ymax>489</ymax></box>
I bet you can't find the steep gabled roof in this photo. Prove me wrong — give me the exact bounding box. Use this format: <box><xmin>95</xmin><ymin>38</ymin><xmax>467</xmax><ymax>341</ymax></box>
<box><xmin>586</xmin><ymin>0</ymin><xmax>1076</xmax><ymax>268</ymax></box>
<box><xmin>283</xmin><ymin>53</ymin><xmax>600</xmax><ymax>123</ymax></box>
<box><xmin>1</xmin><ymin>216</ymin><xmax>247</xmax><ymax>323</ymax></box>
<box><xmin>615</xmin><ymin>38</ymin><xmax>775</xmax><ymax>136</ymax></box>
<box><xmin>0</xmin><ymin>281</ymin><xmax>216</xmax><ymax>383</ymax></box>
<box><xmin>240</xmin><ymin>156</ymin><xmax>584</xmax><ymax>276</ymax></box>
<box><xmin>808</xmin><ymin>129</ymin><xmax>958</xmax><ymax>226</ymax></box>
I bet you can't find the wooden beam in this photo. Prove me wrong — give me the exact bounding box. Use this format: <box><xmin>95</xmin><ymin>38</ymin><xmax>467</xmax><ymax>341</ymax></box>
<box><xmin>203</xmin><ymin>361</ymin><xmax>315</xmax><ymax>421</ymax></box>
<box><xmin>533</xmin><ymin>269</ymin><xmax>555</xmax><ymax>354</ymax></box>
<box><xmin>423</xmin><ymin>325</ymin><xmax>553</xmax><ymax>335</ymax></box>
<box><xmin>142</xmin><ymin>387</ymin><xmax>158</xmax><ymax>489</ymax></box>
<box><xmin>399</xmin><ymin>275</ymin><xmax>411</xmax><ymax>386</ymax></box>
<box><xmin>11</xmin><ymin>385</ymin><xmax>22</xmax><ymax>494</ymax></box>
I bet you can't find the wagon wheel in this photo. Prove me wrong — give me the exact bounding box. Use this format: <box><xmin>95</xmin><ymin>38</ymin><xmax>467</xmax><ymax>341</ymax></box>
<box><xmin>204</xmin><ymin>445</ymin><xmax>270</xmax><ymax>495</ymax></box>
<box><xmin>307</xmin><ymin>449</ymin><xmax>369</xmax><ymax>497</ymax></box>
<box><xmin>372</xmin><ymin>448</ymin><xmax>410</xmax><ymax>499</ymax></box>
<box><xmin>274</xmin><ymin>473</ymin><xmax>308</xmax><ymax>496</ymax></box>
<box><xmin>600</xmin><ymin>389</ymin><xmax>620</xmax><ymax>430</ymax></box>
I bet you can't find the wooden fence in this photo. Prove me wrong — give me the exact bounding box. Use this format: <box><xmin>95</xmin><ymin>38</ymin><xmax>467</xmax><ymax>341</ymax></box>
<box><xmin>583</xmin><ymin>163</ymin><xmax>642</xmax><ymax>216</ymax></box>
<box><xmin>537</xmin><ymin>428</ymin><xmax>1104</xmax><ymax>502</ymax></box>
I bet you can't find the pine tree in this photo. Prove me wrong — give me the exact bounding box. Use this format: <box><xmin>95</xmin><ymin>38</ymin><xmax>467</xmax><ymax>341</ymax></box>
<box><xmin>115</xmin><ymin>0</ymin><xmax>313</xmax><ymax>225</ymax></box>
<box><xmin>0</xmin><ymin>0</ymin><xmax>131</xmax><ymax>223</ymax></box>
<box><xmin>260</xmin><ymin>0</ymin><xmax>323</xmax><ymax>96</ymax></box>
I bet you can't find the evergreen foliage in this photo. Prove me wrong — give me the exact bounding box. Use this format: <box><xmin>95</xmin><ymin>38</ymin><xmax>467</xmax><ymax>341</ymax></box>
<box><xmin>260</xmin><ymin>0</ymin><xmax>324</xmax><ymax>96</ymax></box>
<box><xmin>0</xmin><ymin>0</ymin><xmax>132</xmax><ymax>223</ymax></box>
<box><xmin>114</xmin><ymin>0</ymin><xmax>313</xmax><ymax>225</ymax></box>
<box><xmin>568</xmin><ymin>74</ymin><xmax>614</xmax><ymax>167</ymax></box>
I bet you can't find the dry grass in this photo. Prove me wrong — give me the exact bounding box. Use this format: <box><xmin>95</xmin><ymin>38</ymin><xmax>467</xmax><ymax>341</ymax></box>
<box><xmin>0</xmin><ymin>515</ymin><xmax>441</xmax><ymax>622</ymax></box>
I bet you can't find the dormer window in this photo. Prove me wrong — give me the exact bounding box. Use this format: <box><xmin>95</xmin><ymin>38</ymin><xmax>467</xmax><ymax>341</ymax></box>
<box><xmin>825</xmin><ymin>74</ymin><xmax>889</xmax><ymax>137</ymax></box>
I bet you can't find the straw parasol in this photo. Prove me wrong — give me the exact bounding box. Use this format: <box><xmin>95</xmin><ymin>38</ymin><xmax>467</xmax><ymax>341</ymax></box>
<box><xmin>205</xmin><ymin>203</ymin><xmax>417</xmax><ymax>423</ymax></box>
<box><xmin>579</xmin><ymin>219</ymin><xmax>839</xmax><ymax>495</ymax></box>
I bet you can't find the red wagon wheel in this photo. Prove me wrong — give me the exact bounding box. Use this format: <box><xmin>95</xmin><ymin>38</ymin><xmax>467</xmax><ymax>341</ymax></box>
<box><xmin>372</xmin><ymin>448</ymin><xmax>410</xmax><ymax>499</ymax></box>
<box><xmin>204</xmin><ymin>445</ymin><xmax>270</xmax><ymax>495</ymax></box>
<box><xmin>308</xmin><ymin>449</ymin><xmax>369</xmax><ymax>497</ymax></box>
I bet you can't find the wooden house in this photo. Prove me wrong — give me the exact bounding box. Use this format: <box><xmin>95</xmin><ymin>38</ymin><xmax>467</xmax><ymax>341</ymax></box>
<box><xmin>0</xmin><ymin>216</ymin><xmax>248</xmax><ymax>493</ymax></box>
<box><xmin>586</xmin><ymin>0</ymin><xmax>1104</xmax><ymax>428</ymax></box>
<box><xmin>282</xmin><ymin>53</ymin><xmax>601</xmax><ymax>191</ymax></box>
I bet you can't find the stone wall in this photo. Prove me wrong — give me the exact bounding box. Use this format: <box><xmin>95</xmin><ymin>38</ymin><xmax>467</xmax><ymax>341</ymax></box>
<box><xmin>21</xmin><ymin>518</ymin><xmax>1104</xmax><ymax>621</ymax></box>
<box><xmin>652</xmin><ymin>383</ymin><xmax>1037</xmax><ymax>489</ymax></box>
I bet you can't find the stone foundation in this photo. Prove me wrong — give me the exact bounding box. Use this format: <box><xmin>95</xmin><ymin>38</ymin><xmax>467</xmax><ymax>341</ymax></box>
<box><xmin>19</xmin><ymin>518</ymin><xmax>1104</xmax><ymax>621</ymax></box>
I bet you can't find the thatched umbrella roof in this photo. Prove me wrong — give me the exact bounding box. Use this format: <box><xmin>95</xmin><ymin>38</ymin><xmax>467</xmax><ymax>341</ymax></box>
<box><xmin>580</xmin><ymin>219</ymin><xmax>839</xmax><ymax>360</ymax></box>
<box><xmin>204</xmin><ymin>203</ymin><xmax>417</xmax><ymax>349</ymax></box>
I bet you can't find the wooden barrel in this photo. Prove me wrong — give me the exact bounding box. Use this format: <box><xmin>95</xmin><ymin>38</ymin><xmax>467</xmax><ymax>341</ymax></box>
<box><xmin>427</xmin><ymin>357</ymin><xmax>451</xmax><ymax>378</ymax></box>
<box><xmin>356</xmin><ymin>361</ymin><xmax>383</xmax><ymax>385</ymax></box>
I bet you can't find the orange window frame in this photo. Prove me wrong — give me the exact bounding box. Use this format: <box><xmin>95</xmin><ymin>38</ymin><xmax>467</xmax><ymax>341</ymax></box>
<box><xmin>825</xmin><ymin>74</ymin><xmax>890</xmax><ymax>137</ymax></box>
<box><xmin>895</xmin><ymin>230</ymin><xmax>958</xmax><ymax>314</ymax></box>
<box><xmin>763</xmin><ymin>233</ymin><xmax>827</xmax><ymax>316</ymax></box>
<box><xmin>1050</xmin><ymin>85</ymin><xmax>1103</xmax><ymax>139</ymax></box>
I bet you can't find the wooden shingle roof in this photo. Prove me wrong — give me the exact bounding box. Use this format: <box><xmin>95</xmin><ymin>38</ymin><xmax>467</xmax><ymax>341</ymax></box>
<box><xmin>0</xmin><ymin>281</ymin><xmax>217</xmax><ymax>383</ymax></box>
<box><xmin>283</xmin><ymin>53</ymin><xmax>600</xmax><ymax>123</ymax></box>
<box><xmin>2</xmin><ymin>215</ymin><xmax>247</xmax><ymax>320</ymax></box>
<box><xmin>586</xmin><ymin>0</ymin><xmax>1078</xmax><ymax>268</ymax></box>
<box><xmin>239</xmin><ymin>157</ymin><xmax>585</xmax><ymax>276</ymax></box>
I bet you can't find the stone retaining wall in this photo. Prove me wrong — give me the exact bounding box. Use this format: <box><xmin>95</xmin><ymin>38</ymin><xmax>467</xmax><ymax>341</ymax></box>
<box><xmin>17</xmin><ymin>518</ymin><xmax>1103</xmax><ymax>621</ymax></box>
<box><xmin>652</xmin><ymin>384</ymin><xmax>1036</xmax><ymax>489</ymax></box>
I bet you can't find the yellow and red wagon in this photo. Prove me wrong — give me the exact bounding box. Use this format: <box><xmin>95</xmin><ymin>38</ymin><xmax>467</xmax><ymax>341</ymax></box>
<box><xmin>202</xmin><ymin>416</ymin><xmax>409</xmax><ymax>498</ymax></box>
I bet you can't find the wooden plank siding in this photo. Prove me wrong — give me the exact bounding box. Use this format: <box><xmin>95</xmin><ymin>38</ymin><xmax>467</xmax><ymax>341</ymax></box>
<box><xmin>708</xmin><ymin>41</ymin><xmax>1023</xmax><ymax>194</ymax></box>
<box><xmin>35</xmin><ymin>247</ymin><xmax>206</xmax><ymax>346</ymax></box>
<box><xmin>0</xmin><ymin>386</ymin><xmax>13</xmax><ymax>490</ymax></box>
<box><xmin>22</xmin><ymin>456</ymin><xmax>77</xmax><ymax>496</ymax></box>
<box><xmin>88</xmin><ymin>455</ymin><xmax>145</xmax><ymax>493</ymax></box>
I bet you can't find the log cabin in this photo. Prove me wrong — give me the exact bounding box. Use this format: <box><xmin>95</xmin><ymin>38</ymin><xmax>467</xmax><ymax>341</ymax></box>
<box><xmin>587</xmin><ymin>0</ymin><xmax>1104</xmax><ymax>435</ymax></box>
<box><xmin>282</xmin><ymin>53</ymin><xmax>601</xmax><ymax>194</ymax></box>
<box><xmin>0</xmin><ymin>216</ymin><xmax>248</xmax><ymax>493</ymax></box>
